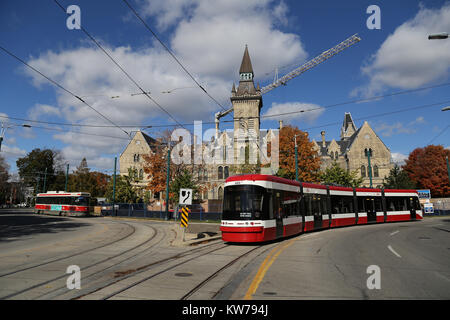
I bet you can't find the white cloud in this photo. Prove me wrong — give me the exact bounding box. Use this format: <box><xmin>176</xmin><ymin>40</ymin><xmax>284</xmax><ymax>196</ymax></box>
<box><xmin>28</xmin><ymin>104</ymin><xmax>61</xmax><ymax>120</ymax></box>
<box><xmin>1</xmin><ymin>144</ymin><xmax>27</xmax><ymax>158</ymax></box>
<box><xmin>353</xmin><ymin>3</ymin><xmax>450</xmax><ymax>97</ymax></box>
<box><xmin>375</xmin><ymin>116</ymin><xmax>426</xmax><ymax>137</ymax></box>
<box><xmin>262</xmin><ymin>101</ymin><xmax>324</xmax><ymax>124</ymax></box>
<box><xmin>23</xmin><ymin>0</ymin><xmax>306</xmax><ymax>170</ymax></box>
<box><xmin>391</xmin><ymin>152</ymin><xmax>408</xmax><ymax>165</ymax></box>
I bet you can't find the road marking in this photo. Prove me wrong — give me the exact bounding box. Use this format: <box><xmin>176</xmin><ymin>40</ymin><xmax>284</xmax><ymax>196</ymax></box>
<box><xmin>244</xmin><ymin>238</ymin><xmax>296</xmax><ymax>300</ymax></box>
<box><xmin>390</xmin><ymin>230</ymin><xmax>399</xmax><ymax>236</ymax></box>
<box><xmin>434</xmin><ymin>272</ymin><xmax>450</xmax><ymax>283</ymax></box>
<box><xmin>388</xmin><ymin>245</ymin><xmax>402</xmax><ymax>258</ymax></box>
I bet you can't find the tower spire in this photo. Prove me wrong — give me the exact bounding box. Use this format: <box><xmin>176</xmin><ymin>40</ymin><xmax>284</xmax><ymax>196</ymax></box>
<box><xmin>239</xmin><ymin>45</ymin><xmax>254</xmax><ymax>75</ymax></box>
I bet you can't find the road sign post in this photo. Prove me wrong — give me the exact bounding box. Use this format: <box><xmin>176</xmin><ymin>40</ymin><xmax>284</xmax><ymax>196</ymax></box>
<box><xmin>180</xmin><ymin>206</ymin><xmax>190</xmax><ymax>242</ymax></box>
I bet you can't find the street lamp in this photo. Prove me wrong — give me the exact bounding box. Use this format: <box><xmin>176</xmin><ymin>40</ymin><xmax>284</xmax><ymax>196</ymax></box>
<box><xmin>294</xmin><ymin>134</ymin><xmax>301</xmax><ymax>182</ymax></box>
<box><xmin>0</xmin><ymin>123</ymin><xmax>31</xmax><ymax>152</ymax></box>
<box><xmin>442</xmin><ymin>106</ymin><xmax>450</xmax><ymax>111</ymax></box>
<box><xmin>428</xmin><ymin>32</ymin><xmax>449</xmax><ymax>40</ymax></box>
<box><xmin>364</xmin><ymin>148</ymin><xmax>373</xmax><ymax>188</ymax></box>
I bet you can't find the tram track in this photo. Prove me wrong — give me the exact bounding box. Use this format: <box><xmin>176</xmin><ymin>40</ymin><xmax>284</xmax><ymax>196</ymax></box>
<box><xmin>180</xmin><ymin>245</ymin><xmax>265</xmax><ymax>300</ymax></box>
<box><xmin>0</xmin><ymin>219</ymin><xmax>161</xmax><ymax>300</ymax></box>
<box><xmin>73</xmin><ymin>240</ymin><xmax>280</xmax><ymax>300</ymax></box>
<box><xmin>0</xmin><ymin>218</ymin><xmax>136</xmax><ymax>278</ymax></box>
<box><xmin>70</xmin><ymin>241</ymin><xmax>229</xmax><ymax>300</ymax></box>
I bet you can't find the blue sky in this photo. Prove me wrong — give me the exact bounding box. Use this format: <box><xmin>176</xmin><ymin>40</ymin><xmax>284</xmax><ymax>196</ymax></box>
<box><xmin>1</xmin><ymin>0</ymin><xmax>449</xmax><ymax>175</ymax></box>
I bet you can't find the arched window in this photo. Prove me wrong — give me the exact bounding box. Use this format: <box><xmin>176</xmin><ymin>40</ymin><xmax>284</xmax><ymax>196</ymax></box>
<box><xmin>224</xmin><ymin>166</ymin><xmax>229</xmax><ymax>179</ymax></box>
<box><xmin>361</xmin><ymin>165</ymin><xmax>366</xmax><ymax>177</ymax></box>
<box><xmin>139</xmin><ymin>169</ymin><xmax>143</xmax><ymax>180</ymax></box>
<box><xmin>330</xmin><ymin>152</ymin><xmax>334</xmax><ymax>160</ymax></box>
<box><xmin>218</xmin><ymin>187</ymin><xmax>224</xmax><ymax>200</ymax></box>
<box><xmin>218</xmin><ymin>166</ymin><xmax>223</xmax><ymax>179</ymax></box>
<box><xmin>335</xmin><ymin>151</ymin><xmax>338</xmax><ymax>159</ymax></box>
<box><xmin>240</xmin><ymin>146</ymin><xmax>245</xmax><ymax>159</ymax></box>
<box><xmin>373</xmin><ymin>165</ymin><xmax>379</xmax><ymax>177</ymax></box>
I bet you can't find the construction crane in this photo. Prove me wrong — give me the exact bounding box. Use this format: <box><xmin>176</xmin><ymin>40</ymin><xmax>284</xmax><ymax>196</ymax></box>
<box><xmin>214</xmin><ymin>34</ymin><xmax>361</xmax><ymax>134</ymax></box>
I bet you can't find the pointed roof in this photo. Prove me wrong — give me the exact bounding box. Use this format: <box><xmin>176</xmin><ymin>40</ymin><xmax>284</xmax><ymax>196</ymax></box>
<box><xmin>342</xmin><ymin>112</ymin><xmax>356</xmax><ymax>132</ymax></box>
<box><xmin>239</xmin><ymin>45</ymin><xmax>254</xmax><ymax>74</ymax></box>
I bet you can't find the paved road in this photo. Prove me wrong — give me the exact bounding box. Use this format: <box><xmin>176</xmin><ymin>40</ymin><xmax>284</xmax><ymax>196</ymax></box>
<box><xmin>1</xmin><ymin>211</ymin><xmax>448</xmax><ymax>300</ymax></box>
<box><xmin>223</xmin><ymin>216</ymin><xmax>450</xmax><ymax>300</ymax></box>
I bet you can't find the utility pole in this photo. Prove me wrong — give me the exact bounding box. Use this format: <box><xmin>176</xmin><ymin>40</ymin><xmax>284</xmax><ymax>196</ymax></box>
<box><xmin>446</xmin><ymin>156</ymin><xmax>450</xmax><ymax>187</ymax></box>
<box><xmin>365</xmin><ymin>148</ymin><xmax>373</xmax><ymax>188</ymax></box>
<box><xmin>294</xmin><ymin>134</ymin><xmax>299</xmax><ymax>182</ymax></box>
<box><xmin>113</xmin><ymin>157</ymin><xmax>117</xmax><ymax>216</ymax></box>
<box><xmin>165</xmin><ymin>147</ymin><xmax>171</xmax><ymax>220</ymax></box>
<box><xmin>65</xmin><ymin>164</ymin><xmax>69</xmax><ymax>192</ymax></box>
<box><xmin>43</xmin><ymin>167</ymin><xmax>47</xmax><ymax>193</ymax></box>
<box><xmin>0</xmin><ymin>123</ymin><xmax>31</xmax><ymax>152</ymax></box>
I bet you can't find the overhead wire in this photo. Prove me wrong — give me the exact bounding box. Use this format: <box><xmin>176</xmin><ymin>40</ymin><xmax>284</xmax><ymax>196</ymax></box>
<box><xmin>120</xmin><ymin>0</ymin><xmax>227</xmax><ymax>112</ymax></box>
<box><xmin>0</xmin><ymin>45</ymin><xmax>130</xmax><ymax>137</ymax></box>
<box><xmin>53</xmin><ymin>0</ymin><xmax>187</xmax><ymax>131</ymax></box>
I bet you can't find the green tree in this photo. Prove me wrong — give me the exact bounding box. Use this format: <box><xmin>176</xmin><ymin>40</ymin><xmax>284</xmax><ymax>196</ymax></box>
<box><xmin>0</xmin><ymin>156</ymin><xmax>10</xmax><ymax>205</ymax></box>
<box><xmin>105</xmin><ymin>168</ymin><xmax>139</xmax><ymax>203</ymax></box>
<box><xmin>16</xmin><ymin>148</ymin><xmax>63</xmax><ymax>193</ymax></box>
<box><xmin>383</xmin><ymin>164</ymin><xmax>416</xmax><ymax>189</ymax></box>
<box><xmin>319</xmin><ymin>162</ymin><xmax>363</xmax><ymax>187</ymax></box>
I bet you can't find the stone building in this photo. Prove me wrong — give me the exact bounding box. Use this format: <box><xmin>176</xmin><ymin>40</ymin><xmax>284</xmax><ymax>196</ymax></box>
<box><xmin>119</xmin><ymin>130</ymin><xmax>156</xmax><ymax>198</ymax></box>
<box><xmin>119</xmin><ymin>46</ymin><xmax>267</xmax><ymax>204</ymax></box>
<box><xmin>312</xmin><ymin>112</ymin><xmax>394</xmax><ymax>187</ymax></box>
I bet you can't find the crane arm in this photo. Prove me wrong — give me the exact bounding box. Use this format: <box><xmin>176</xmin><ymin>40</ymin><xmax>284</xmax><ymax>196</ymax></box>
<box><xmin>215</xmin><ymin>34</ymin><xmax>361</xmax><ymax>122</ymax></box>
<box><xmin>260</xmin><ymin>34</ymin><xmax>361</xmax><ymax>95</ymax></box>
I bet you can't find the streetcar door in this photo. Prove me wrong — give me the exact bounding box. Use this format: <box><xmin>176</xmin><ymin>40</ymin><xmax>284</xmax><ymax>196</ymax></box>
<box><xmin>366</xmin><ymin>198</ymin><xmax>376</xmax><ymax>223</ymax></box>
<box><xmin>313</xmin><ymin>195</ymin><xmax>323</xmax><ymax>229</ymax></box>
<box><xmin>274</xmin><ymin>192</ymin><xmax>284</xmax><ymax>238</ymax></box>
<box><xmin>408</xmin><ymin>197</ymin><xmax>416</xmax><ymax>221</ymax></box>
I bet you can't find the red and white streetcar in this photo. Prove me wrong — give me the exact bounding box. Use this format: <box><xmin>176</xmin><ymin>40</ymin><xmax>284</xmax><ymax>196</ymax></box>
<box><xmin>220</xmin><ymin>174</ymin><xmax>422</xmax><ymax>243</ymax></box>
<box><xmin>35</xmin><ymin>191</ymin><xmax>91</xmax><ymax>217</ymax></box>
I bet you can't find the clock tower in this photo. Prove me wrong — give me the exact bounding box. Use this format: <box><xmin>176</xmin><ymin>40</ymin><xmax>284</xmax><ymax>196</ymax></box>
<box><xmin>231</xmin><ymin>45</ymin><xmax>262</xmax><ymax>164</ymax></box>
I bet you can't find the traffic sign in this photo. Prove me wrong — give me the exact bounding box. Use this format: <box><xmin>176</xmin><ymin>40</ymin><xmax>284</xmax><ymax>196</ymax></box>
<box><xmin>180</xmin><ymin>207</ymin><xmax>190</xmax><ymax>228</ymax></box>
<box><xmin>179</xmin><ymin>188</ymin><xmax>193</xmax><ymax>205</ymax></box>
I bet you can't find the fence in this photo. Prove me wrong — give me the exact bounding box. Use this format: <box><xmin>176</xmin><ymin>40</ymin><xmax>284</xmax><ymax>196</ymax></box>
<box><xmin>427</xmin><ymin>198</ymin><xmax>450</xmax><ymax>216</ymax></box>
<box><xmin>98</xmin><ymin>203</ymin><xmax>222</xmax><ymax>222</ymax></box>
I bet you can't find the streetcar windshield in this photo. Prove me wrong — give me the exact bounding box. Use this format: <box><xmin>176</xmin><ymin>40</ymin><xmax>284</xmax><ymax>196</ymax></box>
<box><xmin>222</xmin><ymin>185</ymin><xmax>267</xmax><ymax>220</ymax></box>
<box><xmin>74</xmin><ymin>196</ymin><xmax>89</xmax><ymax>206</ymax></box>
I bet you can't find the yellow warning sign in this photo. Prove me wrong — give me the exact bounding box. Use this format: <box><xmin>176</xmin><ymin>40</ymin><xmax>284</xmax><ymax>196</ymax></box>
<box><xmin>180</xmin><ymin>207</ymin><xmax>190</xmax><ymax>228</ymax></box>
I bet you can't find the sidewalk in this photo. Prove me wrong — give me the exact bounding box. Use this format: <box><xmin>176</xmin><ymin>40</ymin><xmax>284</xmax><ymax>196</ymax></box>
<box><xmin>170</xmin><ymin>222</ymin><xmax>222</xmax><ymax>247</ymax></box>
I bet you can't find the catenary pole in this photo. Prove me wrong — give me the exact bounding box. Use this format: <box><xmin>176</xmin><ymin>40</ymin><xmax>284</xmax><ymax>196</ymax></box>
<box><xmin>113</xmin><ymin>157</ymin><xmax>117</xmax><ymax>216</ymax></box>
<box><xmin>165</xmin><ymin>148</ymin><xmax>171</xmax><ymax>220</ymax></box>
<box><xmin>65</xmin><ymin>164</ymin><xmax>69</xmax><ymax>192</ymax></box>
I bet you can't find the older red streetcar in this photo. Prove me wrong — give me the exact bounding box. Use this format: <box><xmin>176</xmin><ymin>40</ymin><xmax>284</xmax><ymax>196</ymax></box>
<box><xmin>220</xmin><ymin>174</ymin><xmax>422</xmax><ymax>243</ymax></box>
<box><xmin>35</xmin><ymin>191</ymin><xmax>91</xmax><ymax>217</ymax></box>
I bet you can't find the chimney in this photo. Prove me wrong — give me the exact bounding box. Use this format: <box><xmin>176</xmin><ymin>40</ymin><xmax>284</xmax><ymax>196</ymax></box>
<box><xmin>279</xmin><ymin>120</ymin><xmax>283</xmax><ymax>129</ymax></box>
<box><xmin>321</xmin><ymin>131</ymin><xmax>326</xmax><ymax>147</ymax></box>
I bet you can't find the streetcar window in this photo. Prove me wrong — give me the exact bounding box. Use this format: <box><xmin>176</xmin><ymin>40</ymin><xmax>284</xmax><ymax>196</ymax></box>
<box><xmin>374</xmin><ymin>197</ymin><xmax>382</xmax><ymax>212</ymax></box>
<box><xmin>74</xmin><ymin>196</ymin><xmax>89</xmax><ymax>206</ymax></box>
<box><xmin>331</xmin><ymin>196</ymin><xmax>353</xmax><ymax>214</ymax></box>
<box><xmin>222</xmin><ymin>185</ymin><xmax>269</xmax><ymax>220</ymax></box>
<box><xmin>386</xmin><ymin>197</ymin><xmax>409</xmax><ymax>211</ymax></box>
<box><xmin>357</xmin><ymin>197</ymin><xmax>365</xmax><ymax>213</ymax></box>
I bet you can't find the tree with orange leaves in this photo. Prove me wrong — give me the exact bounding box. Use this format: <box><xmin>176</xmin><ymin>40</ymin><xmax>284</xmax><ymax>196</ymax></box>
<box><xmin>403</xmin><ymin>145</ymin><xmax>450</xmax><ymax>197</ymax></box>
<box><xmin>276</xmin><ymin>125</ymin><xmax>321</xmax><ymax>182</ymax></box>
